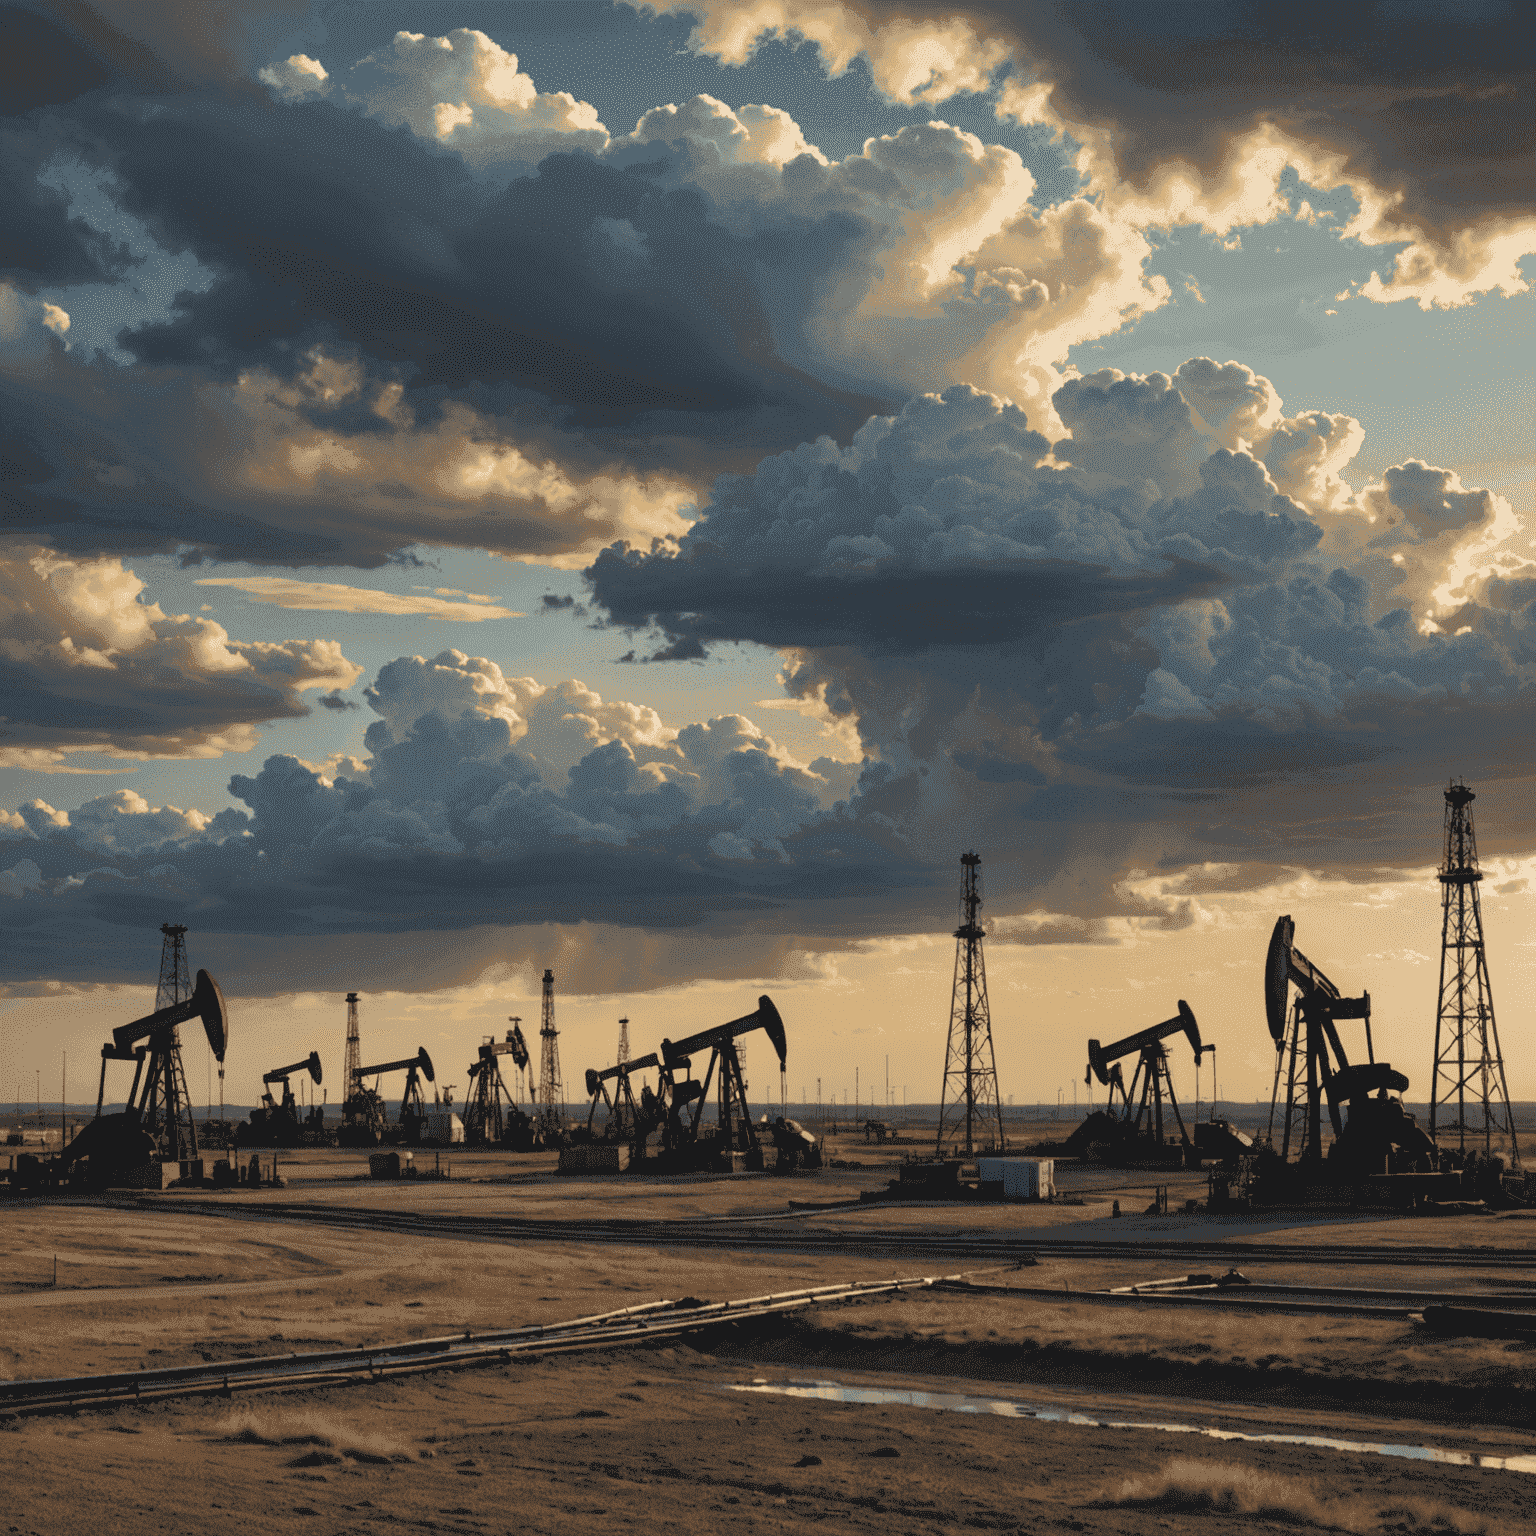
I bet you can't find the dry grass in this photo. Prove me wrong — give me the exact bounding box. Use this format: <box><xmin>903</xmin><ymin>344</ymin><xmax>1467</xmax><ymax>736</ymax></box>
<box><xmin>1100</xmin><ymin>1456</ymin><xmax>1501</xmax><ymax>1534</ymax></box>
<box><xmin>213</xmin><ymin>1406</ymin><xmax>419</xmax><ymax>1463</ymax></box>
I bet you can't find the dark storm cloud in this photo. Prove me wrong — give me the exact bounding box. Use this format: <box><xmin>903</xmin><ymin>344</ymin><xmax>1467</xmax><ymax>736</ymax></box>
<box><xmin>587</xmin><ymin>382</ymin><xmax>1304</xmax><ymax>658</ymax></box>
<box><xmin>793</xmin><ymin>0</ymin><xmax>1534</xmax><ymax>245</ymax></box>
<box><xmin>1</xmin><ymin>67</ymin><xmax>894</xmax><ymax>565</ymax></box>
<box><xmin>49</xmin><ymin>85</ymin><xmax>887</xmax><ymax>440</ymax></box>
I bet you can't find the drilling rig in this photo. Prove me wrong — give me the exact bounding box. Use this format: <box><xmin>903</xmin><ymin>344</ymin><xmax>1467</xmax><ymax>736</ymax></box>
<box><xmin>1258</xmin><ymin>914</ymin><xmax>1433</xmax><ymax>1197</ymax></box>
<box><xmin>338</xmin><ymin>992</ymin><xmax>382</xmax><ymax>1146</ymax></box>
<box><xmin>656</xmin><ymin>996</ymin><xmax>787</xmax><ymax>1171</ymax></box>
<box><xmin>535</xmin><ymin>969</ymin><xmax>566</xmax><ymax>1143</ymax></box>
<box><xmin>1075</xmin><ymin>1001</ymin><xmax>1212</xmax><ymax>1168</ymax></box>
<box><xmin>464</xmin><ymin>1025</ymin><xmax>537</xmax><ymax>1150</ymax></box>
<box><xmin>238</xmin><ymin>1052</ymin><xmax>323</xmax><ymax>1148</ymax></box>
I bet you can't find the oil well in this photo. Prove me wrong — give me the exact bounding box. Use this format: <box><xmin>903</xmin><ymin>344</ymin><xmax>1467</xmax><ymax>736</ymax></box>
<box><xmin>1042</xmin><ymin>1001</ymin><xmax>1213</xmax><ymax>1169</ymax></box>
<box><xmin>464</xmin><ymin>1023</ymin><xmax>536</xmax><ymax>1150</ymax></box>
<box><xmin>561</xmin><ymin>995</ymin><xmax>820</xmax><ymax>1174</ymax></box>
<box><xmin>15</xmin><ymin>926</ymin><xmax>232</xmax><ymax>1190</ymax></box>
<box><xmin>237</xmin><ymin>1051</ymin><xmax>323</xmax><ymax>1148</ymax></box>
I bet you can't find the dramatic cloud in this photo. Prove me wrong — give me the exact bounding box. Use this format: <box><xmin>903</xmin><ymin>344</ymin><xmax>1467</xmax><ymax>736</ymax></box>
<box><xmin>6</xmin><ymin>10</ymin><xmax>1527</xmax><ymax>576</ymax></box>
<box><xmin>193</xmin><ymin>576</ymin><xmax>523</xmax><ymax>621</ymax></box>
<box><xmin>0</xmin><ymin>544</ymin><xmax>360</xmax><ymax>769</ymax></box>
<box><xmin>1</xmin><ymin>7</ymin><xmax>1529</xmax><ymax>1004</ymax></box>
<box><xmin>644</xmin><ymin>0</ymin><xmax>1536</xmax><ymax>308</ymax></box>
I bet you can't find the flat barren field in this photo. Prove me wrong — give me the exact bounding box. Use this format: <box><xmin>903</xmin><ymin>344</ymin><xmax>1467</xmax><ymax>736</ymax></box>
<box><xmin>5</xmin><ymin>1134</ymin><xmax>1535</xmax><ymax>1534</ymax></box>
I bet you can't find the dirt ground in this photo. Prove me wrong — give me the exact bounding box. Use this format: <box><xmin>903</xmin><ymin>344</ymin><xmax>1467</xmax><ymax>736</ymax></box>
<box><xmin>5</xmin><ymin>1132</ymin><xmax>1535</xmax><ymax>1534</ymax></box>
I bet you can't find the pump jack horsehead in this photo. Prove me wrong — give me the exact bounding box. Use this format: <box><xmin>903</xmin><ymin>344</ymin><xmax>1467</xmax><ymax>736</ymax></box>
<box><xmin>464</xmin><ymin>1025</ymin><xmax>535</xmax><ymax>1149</ymax></box>
<box><xmin>239</xmin><ymin>1052</ymin><xmax>323</xmax><ymax>1147</ymax></box>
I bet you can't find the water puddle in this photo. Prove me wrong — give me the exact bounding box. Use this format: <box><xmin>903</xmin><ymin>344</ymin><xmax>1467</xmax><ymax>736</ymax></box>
<box><xmin>728</xmin><ymin>1380</ymin><xmax>1536</xmax><ymax>1475</ymax></box>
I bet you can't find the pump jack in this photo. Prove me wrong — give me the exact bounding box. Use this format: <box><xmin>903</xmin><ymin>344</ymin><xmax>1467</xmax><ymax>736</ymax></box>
<box><xmin>657</xmin><ymin>996</ymin><xmax>786</xmax><ymax>1170</ymax></box>
<box><xmin>239</xmin><ymin>1052</ymin><xmax>323</xmax><ymax>1147</ymax></box>
<box><xmin>1079</xmin><ymin>1001</ymin><xmax>1211</xmax><ymax>1166</ymax></box>
<box><xmin>344</xmin><ymin>1047</ymin><xmax>434</xmax><ymax>1145</ymax></box>
<box><xmin>1263</xmin><ymin>914</ymin><xmax>1432</xmax><ymax>1180</ymax></box>
<box><xmin>68</xmin><ymin>969</ymin><xmax>230</xmax><ymax>1180</ymax></box>
<box><xmin>584</xmin><ymin>1052</ymin><xmax>669</xmax><ymax>1156</ymax></box>
<box><xmin>464</xmin><ymin>1026</ymin><xmax>537</xmax><ymax>1149</ymax></box>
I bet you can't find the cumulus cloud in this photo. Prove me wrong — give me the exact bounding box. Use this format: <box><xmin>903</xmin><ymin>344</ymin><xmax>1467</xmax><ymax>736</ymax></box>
<box><xmin>0</xmin><ymin>544</ymin><xmax>360</xmax><ymax>768</ymax></box>
<box><xmin>589</xmin><ymin>360</ymin><xmax>1534</xmax><ymax>886</ymax></box>
<box><xmin>193</xmin><ymin>576</ymin><xmax>524</xmax><ymax>621</ymax></box>
<box><xmin>274</xmin><ymin>28</ymin><xmax>612</xmax><ymax>171</ymax></box>
<box><xmin>0</xmin><ymin>648</ymin><xmax>879</xmax><ymax>988</ymax></box>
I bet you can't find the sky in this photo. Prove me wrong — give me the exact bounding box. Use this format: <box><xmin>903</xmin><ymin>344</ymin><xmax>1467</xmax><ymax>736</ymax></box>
<box><xmin>2</xmin><ymin>0</ymin><xmax>1533</xmax><ymax>1118</ymax></box>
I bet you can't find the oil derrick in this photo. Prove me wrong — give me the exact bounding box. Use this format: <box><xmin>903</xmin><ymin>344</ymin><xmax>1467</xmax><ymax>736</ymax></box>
<box><xmin>537</xmin><ymin>968</ymin><xmax>564</xmax><ymax>1138</ymax></box>
<box><xmin>344</xmin><ymin>992</ymin><xmax>362</xmax><ymax>1094</ymax></box>
<box><xmin>339</xmin><ymin>991</ymin><xmax>384</xmax><ymax>1145</ymax></box>
<box><xmin>139</xmin><ymin>924</ymin><xmax>200</xmax><ymax>1160</ymax></box>
<box><xmin>1430</xmin><ymin>783</ymin><xmax>1521</xmax><ymax>1169</ymax></box>
<box><xmin>936</xmin><ymin>852</ymin><xmax>1005</xmax><ymax>1157</ymax></box>
<box><xmin>613</xmin><ymin>1016</ymin><xmax>632</xmax><ymax>1137</ymax></box>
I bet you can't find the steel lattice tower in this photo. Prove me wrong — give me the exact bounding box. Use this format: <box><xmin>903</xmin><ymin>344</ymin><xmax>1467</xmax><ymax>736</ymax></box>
<box><xmin>156</xmin><ymin>922</ymin><xmax>190</xmax><ymax>1009</ymax></box>
<box><xmin>145</xmin><ymin>923</ymin><xmax>199</xmax><ymax>1159</ymax></box>
<box><xmin>344</xmin><ymin>992</ymin><xmax>362</xmax><ymax>1095</ymax></box>
<box><xmin>1430</xmin><ymin>783</ymin><xmax>1520</xmax><ymax>1169</ymax></box>
<box><xmin>537</xmin><ymin>969</ymin><xmax>564</xmax><ymax>1136</ymax></box>
<box><xmin>616</xmin><ymin>1016</ymin><xmax>630</xmax><ymax>1066</ymax></box>
<box><xmin>936</xmin><ymin>852</ymin><xmax>1006</xmax><ymax>1157</ymax></box>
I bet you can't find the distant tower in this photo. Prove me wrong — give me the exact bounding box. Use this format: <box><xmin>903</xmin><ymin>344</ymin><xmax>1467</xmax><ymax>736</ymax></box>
<box><xmin>345</xmin><ymin>992</ymin><xmax>362</xmax><ymax>1096</ymax></box>
<box><xmin>537</xmin><ymin>969</ymin><xmax>564</xmax><ymax>1136</ymax></box>
<box><xmin>616</xmin><ymin>1016</ymin><xmax>630</xmax><ymax>1066</ymax></box>
<box><xmin>936</xmin><ymin>852</ymin><xmax>1006</xmax><ymax>1157</ymax></box>
<box><xmin>1430</xmin><ymin>783</ymin><xmax>1521</xmax><ymax>1169</ymax></box>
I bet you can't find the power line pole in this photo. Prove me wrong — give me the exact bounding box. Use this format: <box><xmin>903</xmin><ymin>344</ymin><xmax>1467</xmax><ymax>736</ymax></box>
<box><xmin>1430</xmin><ymin>782</ymin><xmax>1520</xmax><ymax>1169</ymax></box>
<box><xmin>936</xmin><ymin>851</ymin><xmax>1005</xmax><ymax>1157</ymax></box>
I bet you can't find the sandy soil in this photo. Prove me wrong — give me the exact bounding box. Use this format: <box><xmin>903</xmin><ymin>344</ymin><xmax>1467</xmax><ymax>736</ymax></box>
<box><xmin>5</xmin><ymin>1130</ymin><xmax>1535</xmax><ymax>1533</ymax></box>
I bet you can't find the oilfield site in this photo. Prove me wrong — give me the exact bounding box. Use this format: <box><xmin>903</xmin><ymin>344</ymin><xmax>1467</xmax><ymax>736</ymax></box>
<box><xmin>4</xmin><ymin>785</ymin><xmax>1535</xmax><ymax>1536</ymax></box>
